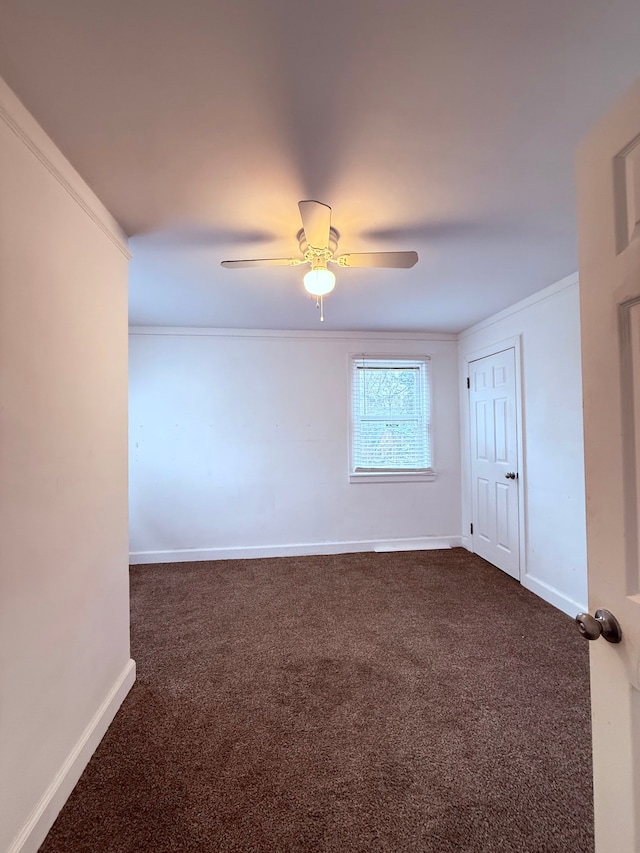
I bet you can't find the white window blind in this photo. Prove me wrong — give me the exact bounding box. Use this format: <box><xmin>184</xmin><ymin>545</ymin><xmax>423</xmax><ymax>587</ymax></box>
<box><xmin>351</xmin><ymin>356</ymin><xmax>432</xmax><ymax>473</ymax></box>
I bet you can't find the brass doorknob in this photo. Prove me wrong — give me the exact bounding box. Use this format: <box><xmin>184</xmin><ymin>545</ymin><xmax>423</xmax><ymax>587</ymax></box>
<box><xmin>575</xmin><ymin>609</ymin><xmax>622</xmax><ymax>643</ymax></box>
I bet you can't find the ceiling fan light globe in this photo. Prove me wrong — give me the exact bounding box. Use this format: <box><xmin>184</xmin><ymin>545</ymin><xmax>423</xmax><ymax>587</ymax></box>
<box><xmin>303</xmin><ymin>268</ymin><xmax>336</xmax><ymax>297</ymax></box>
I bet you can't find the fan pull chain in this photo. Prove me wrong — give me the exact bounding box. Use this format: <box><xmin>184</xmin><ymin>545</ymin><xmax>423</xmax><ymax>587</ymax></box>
<box><xmin>320</xmin><ymin>295</ymin><xmax>324</xmax><ymax>322</ymax></box>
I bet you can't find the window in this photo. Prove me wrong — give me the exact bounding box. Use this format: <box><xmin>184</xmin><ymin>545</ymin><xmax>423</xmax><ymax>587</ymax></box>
<box><xmin>350</xmin><ymin>355</ymin><xmax>434</xmax><ymax>482</ymax></box>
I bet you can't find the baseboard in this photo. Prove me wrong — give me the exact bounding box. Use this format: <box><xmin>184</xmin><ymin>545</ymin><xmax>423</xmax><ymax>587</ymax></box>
<box><xmin>521</xmin><ymin>574</ymin><xmax>585</xmax><ymax>619</ymax></box>
<box><xmin>9</xmin><ymin>659</ymin><xmax>136</xmax><ymax>853</ymax></box>
<box><xmin>130</xmin><ymin>536</ymin><xmax>462</xmax><ymax>564</ymax></box>
<box><xmin>373</xmin><ymin>536</ymin><xmax>461</xmax><ymax>552</ymax></box>
<box><xmin>459</xmin><ymin>535</ymin><xmax>471</xmax><ymax>551</ymax></box>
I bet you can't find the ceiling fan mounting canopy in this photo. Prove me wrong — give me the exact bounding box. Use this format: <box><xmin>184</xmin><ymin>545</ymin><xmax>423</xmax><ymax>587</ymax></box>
<box><xmin>297</xmin><ymin>225</ymin><xmax>340</xmax><ymax>258</ymax></box>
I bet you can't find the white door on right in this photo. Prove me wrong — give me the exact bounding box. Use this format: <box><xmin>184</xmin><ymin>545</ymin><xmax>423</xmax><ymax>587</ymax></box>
<box><xmin>469</xmin><ymin>348</ymin><xmax>520</xmax><ymax>580</ymax></box>
<box><xmin>577</xmin><ymin>78</ymin><xmax>640</xmax><ymax>851</ymax></box>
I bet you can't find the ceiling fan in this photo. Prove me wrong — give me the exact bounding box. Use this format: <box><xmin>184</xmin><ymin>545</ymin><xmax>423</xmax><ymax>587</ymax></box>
<box><xmin>221</xmin><ymin>200</ymin><xmax>418</xmax><ymax>320</ymax></box>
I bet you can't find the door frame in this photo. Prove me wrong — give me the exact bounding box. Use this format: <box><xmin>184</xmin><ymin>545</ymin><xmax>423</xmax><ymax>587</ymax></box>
<box><xmin>461</xmin><ymin>335</ymin><xmax>526</xmax><ymax>582</ymax></box>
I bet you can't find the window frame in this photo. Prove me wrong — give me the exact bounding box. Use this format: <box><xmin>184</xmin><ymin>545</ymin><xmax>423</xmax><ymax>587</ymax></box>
<box><xmin>348</xmin><ymin>353</ymin><xmax>436</xmax><ymax>484</ymax></box>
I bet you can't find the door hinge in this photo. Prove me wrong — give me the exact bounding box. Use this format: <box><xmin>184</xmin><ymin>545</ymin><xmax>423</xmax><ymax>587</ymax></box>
<box><xmin>466</xmin><ymin>377</ymin><xmax>470</xmax><ymax>389</ymax></box>
<box><xmin>470</xmin><ymin>522</ymin><xmax>473</xmax><ymax>534</ymax></box>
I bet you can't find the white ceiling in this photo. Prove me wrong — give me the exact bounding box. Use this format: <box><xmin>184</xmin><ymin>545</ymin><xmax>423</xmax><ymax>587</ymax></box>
<box><xmin>2</xmin><ymin>0</ymin><xmax>640</xmax><ymax>332</ymax></box>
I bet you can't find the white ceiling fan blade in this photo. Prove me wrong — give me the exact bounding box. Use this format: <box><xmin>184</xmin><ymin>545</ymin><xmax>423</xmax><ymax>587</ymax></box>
<box><xmin>221</xmin><ymin>257</ymin><xmax>303</xmax><ymax>269</ymax></box>
<box><xmin>334</xmin><ymin>251</ymin><xmax>418</xmax><ymax>269</ymax></box>
<box><xmin>298</xmin><ymin>200</ymin><xmax>331</xmax><ymax>249</ymax></box>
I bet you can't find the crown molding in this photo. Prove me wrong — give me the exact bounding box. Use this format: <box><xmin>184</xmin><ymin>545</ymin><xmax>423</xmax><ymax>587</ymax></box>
<box><xmin>0</xmin><ymin>77</ymin><xmax>130</xmax><ymax>259</ymax></box>
<box><xmin>458</xmin><ymin>271</ymin><xmax>579</xmax><ymax>340</ymax></box>
<box><xmin>127</xmin><ymin>326</ymin><xmax>458</xmax><ymax>341</ymax></box>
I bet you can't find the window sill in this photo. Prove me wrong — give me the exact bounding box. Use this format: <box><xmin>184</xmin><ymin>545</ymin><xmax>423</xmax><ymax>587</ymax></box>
<box><xmin>349</xmin><ymin>471</ymin><xmax>438</xmax><ymax>484</ymax></box>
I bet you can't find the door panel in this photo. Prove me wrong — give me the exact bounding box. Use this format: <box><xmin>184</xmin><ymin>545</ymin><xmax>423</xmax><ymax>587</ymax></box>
<box><xmin>494</xmin><ymin>398</ymin><xmax>507</xmax><ymax>462</ymax></box>
<box><xmin>477</xmin><ymin>478</ymin><xmax>490</xmax><ymax>541</ymax></box>
<box><xmin>577</xmin><ymin>78</ymin><xmax>640</xmax><ymax>851</ymax></box>
<box><xmin>469</xmin><ymin>348</ymin><xmax>520</xmax><ymax>579</ymax></box>
<box><xmin>494</xmin><ymin>364</ymin><xmax>507</xmax><ymax>386</ymax></box>
<box><xmin>476</xmin><ymin>400</ymin><xmax>488</xmax><ymax>459</ymax></box>
<box><xmin>496</xmin><ymin>482</ymin><xmax>511</xmax><ymax>551</ymax></box>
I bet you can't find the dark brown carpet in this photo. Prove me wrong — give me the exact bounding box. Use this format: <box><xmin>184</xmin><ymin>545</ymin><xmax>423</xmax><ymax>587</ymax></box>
<box><xmin>40</xmin><ymin>549</ymin><xmax>593</xmax><ymax>852</ymax></box>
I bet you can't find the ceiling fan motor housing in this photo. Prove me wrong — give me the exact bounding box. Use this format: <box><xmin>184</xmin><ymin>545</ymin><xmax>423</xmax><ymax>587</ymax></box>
<box><xmin>297</xmin><ymin>226</ymin><xmax>340</xmax><ymax>258</ymax></box>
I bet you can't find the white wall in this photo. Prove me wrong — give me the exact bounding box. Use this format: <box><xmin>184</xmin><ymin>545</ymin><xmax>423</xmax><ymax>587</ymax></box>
<box><xmin>129</xmin><ymin>329</ymin><xmax>461</xmax><ymax>561</ymax></box>
<box><xmin>0</xmin><ymin>80</ymin><xmax>134</xmax><ymax>853</ymax></box>
<box><xmin>458</xmin><ymin>273</ymin><xmax>588</xmax><ymax>616</ymax></box>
